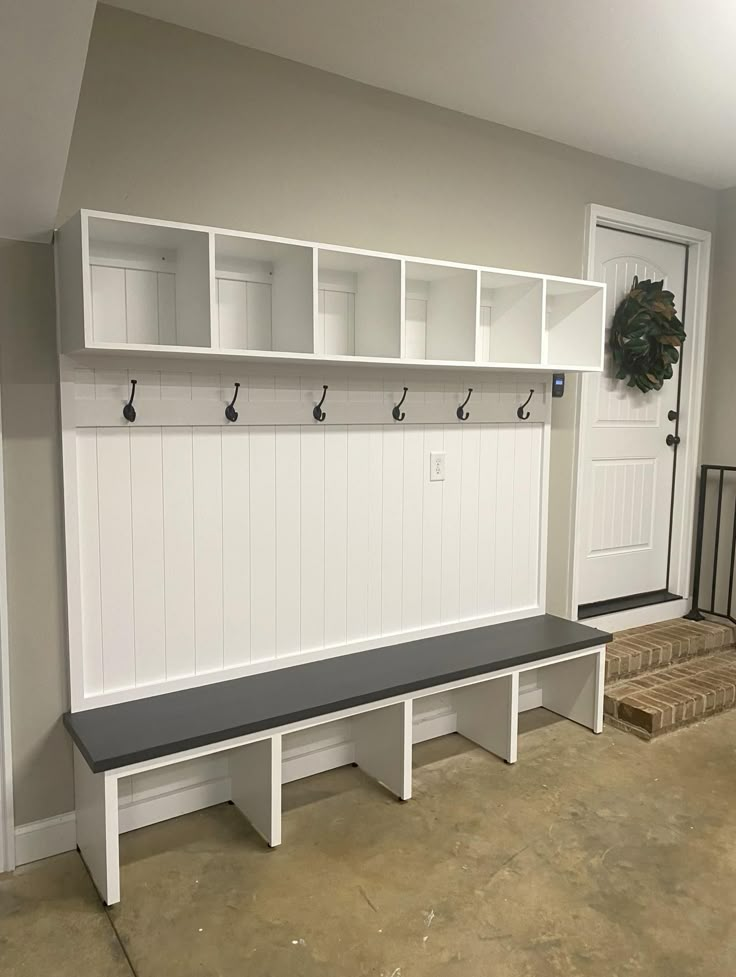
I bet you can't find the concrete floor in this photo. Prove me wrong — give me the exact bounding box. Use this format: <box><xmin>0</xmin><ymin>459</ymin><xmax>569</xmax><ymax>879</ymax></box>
<box><xmin>2</xmin><ymin>709</ymin><xmax>736</xmax><ymax>977</ymax></box>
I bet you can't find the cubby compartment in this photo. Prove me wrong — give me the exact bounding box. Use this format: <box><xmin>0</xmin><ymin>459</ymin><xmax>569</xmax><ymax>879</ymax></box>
<box><xmin>545</xmin><ymin>280</ymin><xmax>606</xmax><ymax>369</ymax></box>
<box><xmin>214</xmin><ymin>235</ymin><xmax>314</xmax><ymax>353</ymax></box>
<box><xmin>317</xmin><ymin>250</ymin><xmax>401</xmax><ymax>358</ymax></box>
<box><xmin>87</xmin><ymin>216</ymin><xmax>211</xmax><ymax>347</ymax></box>
<box><xmin>404</xmin><ymin>263</ymin><xmax>477</xmax><ymax>362</ymax></box>
<box><xmin>478</xmin><ymin>271</ymin><xmax>544</xmax><ymax>365</ymax></box>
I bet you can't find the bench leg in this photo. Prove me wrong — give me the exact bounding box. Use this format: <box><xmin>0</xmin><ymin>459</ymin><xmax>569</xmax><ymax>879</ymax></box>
<box><xmin>229</xmin><ymin>735</ymin><xmax>282</xmax><ymax>847</ymax></box>
<box><xmin>73</xmin><ymin>747</ymin><xmax>120</xmax><ymax>906</ymax></box>
<box><xmin>454</xmin><ymin>672</ymin><xmax>519</xmax><ymax>763</ymax></box>
<box><xmin>353</xmin><ymin>700</ymin><xmax>412</xmax><ymax>800</ymax></box>
<box><xmin>539</xmin><ymin>648</ymin><xmax>605</xmax><ymax>733</ymax></box>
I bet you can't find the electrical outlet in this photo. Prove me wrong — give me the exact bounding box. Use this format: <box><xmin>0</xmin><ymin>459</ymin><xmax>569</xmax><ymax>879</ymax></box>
<box><xmin>430</xmin><ymin>451</ymin><xmax>446</xmax><ymax>481</ymax></box>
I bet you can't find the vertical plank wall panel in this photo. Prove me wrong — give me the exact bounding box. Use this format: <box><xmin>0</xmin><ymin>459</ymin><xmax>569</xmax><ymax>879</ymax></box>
<box><xmin>125</xmin><ymin>270</ymin><xmax>159</xmax><ymax>345</ymax></box>
<box><xmin>96</xmin><ymin>429</ymin><xmax>136</xmax><ymax>690</ymax></box>
<box><xmin>249</xmin><ymin>427</ymin><xmax>277</xmax><ymax>660</ymax></box>
<box><xmin>130</xmin><ymin>428</ymin><xmax>166</xmax><ymax>685</ymax></box>
<box><xmin>74</xmin><ymin>370</ymin><xmax>546</xmax><ymax>700</ymax></box>
<box><xmin>494</xmin><ymin>424</ymin><xmax>516</xmax><ymax>613</ymax></box>
<box><xmin>90</xmin><ymin>266</ymin><xmax>126</xmax><ymax>342</ymax></box>
<box><xmin>421</xmin><ymin>426</ymin><xmax>444</xmax><ymax>628</ymax></box>
<box><xmin>300</xmin><ymin>425</ymin><xmax>325</xmax><ymax>652</ymax></box>
<box><xmin>76</xmin><ymin>429</ymin><xmax>104</xmax><ymax>695</ymax></box>
<box><xmin>402</xmin><ymin>426</ymin><xmax>424</xmax><ymax>631</ymax></box>
<box><xmin>193</xmin><ymin>428</ymin><xmax>224</xmax><ymax>672</ymax></box>
<box><xmin>324</xmin><ymin>426</ymin><xmax>348</xmax><ymax>646</ymax></box>
<box><xmin>381</xmin><ymin>426</ymin><xmax>404</xmax><ymax>634</ymax></box>
<box><xmin>441</xmin><ymin>425</ymin><xmax>462</xmax><ymax>621</ymax></box>
<box><xmin>346</xmin><ymin>427</ymin><xmax>370</xmax><ymax>642</ymax></box>
<box><xmin>275</xmin><ymin>427</ymin><xmax>301</xmax><ymax>655</ymax></box>
<box><xmin>162</xmin><ymin>428</ymin><xmax>196</xmax><ymax>678</ymax></box>
<box><xmin>458</xmin><ymin>424</ymin><xmax>481</xmax><ymax>619</ymax></box>
<box><xmin>222</xmin><ymin>426</ymin><xmax>251</xmax><ymax>666</ymax></box>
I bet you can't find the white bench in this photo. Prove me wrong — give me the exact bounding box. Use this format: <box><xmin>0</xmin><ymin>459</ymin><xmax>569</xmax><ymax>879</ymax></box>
<box><xmin>64</xmin><ymin>614</ymin><xmax>609</xmax><ymax>905</ymax></box>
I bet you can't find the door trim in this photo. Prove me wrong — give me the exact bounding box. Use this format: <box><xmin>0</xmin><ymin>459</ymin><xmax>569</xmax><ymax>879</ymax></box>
<box><xmin>568</xmin><ymin>205</ymin><xmax>711</xmax><ymax>626</ymax></box>
<box><xmin>0</xmin><ymin>390</ymin><xmax>14</xmax><ymax>873</ymax></box>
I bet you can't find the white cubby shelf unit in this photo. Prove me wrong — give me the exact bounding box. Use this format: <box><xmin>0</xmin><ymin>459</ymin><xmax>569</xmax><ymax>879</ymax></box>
<box><xmin>56</xmin><ymin>210</ymin><xmax>606</xmax><ymax>372</ymax></box>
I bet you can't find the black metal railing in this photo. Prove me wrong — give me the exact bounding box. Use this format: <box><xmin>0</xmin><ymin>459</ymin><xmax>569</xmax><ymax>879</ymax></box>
<box><xmin>686</xmin><ymin>465</ymin><xmax>736</xmax><ymax>624</ymax></box>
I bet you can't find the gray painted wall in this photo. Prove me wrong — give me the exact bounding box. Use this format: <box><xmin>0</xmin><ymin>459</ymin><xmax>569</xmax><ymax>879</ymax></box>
<box><xmin>3</xmin><ymin>4</ymin><xmax>725</xmax><ymax>826</ymax></box>
<box><xmin>0</xmin><ymin>239</ymin><xmax>72</xmax><ymax>824</ymax></box>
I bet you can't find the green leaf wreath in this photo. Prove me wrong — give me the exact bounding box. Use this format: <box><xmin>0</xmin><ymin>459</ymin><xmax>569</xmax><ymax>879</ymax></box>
<box><xmin>610</xmin><ymin>276</ymin><xmax>686</xmax><ymax>393</ymax></box>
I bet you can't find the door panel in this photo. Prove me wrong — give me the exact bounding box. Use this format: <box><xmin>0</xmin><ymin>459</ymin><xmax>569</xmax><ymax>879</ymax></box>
<box><xmin>578</xmin><ymin>229</ymin><xmax>687</xmax><ymax>607</ymax></box>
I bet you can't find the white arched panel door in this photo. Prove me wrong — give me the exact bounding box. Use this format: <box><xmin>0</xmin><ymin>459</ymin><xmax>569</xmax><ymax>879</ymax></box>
<box><xmin>577</xmin><ymin>227</ymin><xmax>687</xmax><ymax>612</ymax></box>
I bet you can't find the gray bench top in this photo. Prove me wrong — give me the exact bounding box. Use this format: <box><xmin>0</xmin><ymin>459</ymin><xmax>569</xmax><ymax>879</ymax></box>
<box><xmin>64</xmin><ymin>614</ymin><xmax>610</xmax><ymax>773</ymax></box>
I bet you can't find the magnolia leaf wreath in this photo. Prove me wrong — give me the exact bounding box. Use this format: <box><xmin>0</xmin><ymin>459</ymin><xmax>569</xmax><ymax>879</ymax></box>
<box><xmin>610</xmin><ymin>276</ymin><xmax>686</xmax><ymax>393</ymax></box>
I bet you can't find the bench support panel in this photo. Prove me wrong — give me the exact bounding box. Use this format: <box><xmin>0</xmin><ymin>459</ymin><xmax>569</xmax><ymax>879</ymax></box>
<box><xmin>74</xmin><ymin>747</ymin><xmax>120</xmax><ymax>906</ymax></box>
<box><xmin>538</xmin><ymin>647</ymin><xmax>605</xmax><ymax>733</ymax></box>
<box><xmin>229</xmin><ymin>735</ymin><xmax>282</xmax><ymax>847</ymax></box>
<box><xmin>353</xmin><ymin>700</ymin><xmax>412</xmax><ymax>800</ymax></box>
<box><xmin>454</xmin><ymin>672</ymin><xmax>519</xmax><ymax>763</ymax></box>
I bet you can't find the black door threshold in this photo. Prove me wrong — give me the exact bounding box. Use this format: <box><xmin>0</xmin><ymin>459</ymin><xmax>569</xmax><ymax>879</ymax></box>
<box><xmin>578</xmin><ymin>589</ymin><xmax>682</xmax><ymax>621</ymax></box>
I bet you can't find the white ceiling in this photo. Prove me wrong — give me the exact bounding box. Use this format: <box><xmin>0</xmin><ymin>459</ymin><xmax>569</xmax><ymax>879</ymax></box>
<box><xmin>109</xmin><ymin>0</ymin><xmax>736</xmax><ymax>190</ymax></box>
<box><xmin>0</xmin><ymin>0</ymin><xmax>96</xmax><ymax>242</ymax></box>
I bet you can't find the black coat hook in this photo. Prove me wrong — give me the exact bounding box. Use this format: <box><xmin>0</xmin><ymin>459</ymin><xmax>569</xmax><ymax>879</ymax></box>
<box><xmin>225</xmin><ymin>382</ymin><xmax>241</xmax><ymax>422</ymax></box>
<box><xmin>517</xmin><ymin>389</ymin><xmax>534</xmax><ymax>420</ymax></box>
<box><xmin>313</xmin><ymin>385</ymin><xmax>328</xmax><ymax>422</ymax></box>
<box><xmin>123</xmin><ymin>379</ymin><xmax>137</xmax><ymax>423</ymax></box>
<box><xmin>457</xmin><ymin>387</ymin><xmax>473</xmax><ymax>421</ymax></box>
<box><xmin>392</xmin><ymin>387</ymin><xmax>408</xmax><ymax>422</ymax></box>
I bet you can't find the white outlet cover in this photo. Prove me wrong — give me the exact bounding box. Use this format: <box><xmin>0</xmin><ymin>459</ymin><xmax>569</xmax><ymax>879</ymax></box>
<box><xmin>430</xmin><ymin>451</ymin><xmax>446</xmax><ymax>481</ymax></box>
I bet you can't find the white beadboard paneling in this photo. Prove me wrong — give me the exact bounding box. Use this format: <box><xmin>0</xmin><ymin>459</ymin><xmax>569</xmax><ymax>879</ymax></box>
<box><xmin>247</xmin><ymin>282</ymin><xmax>273</xmax><ymax>351</ymax></box>
<box><xmin>217</xmin><ymin>278</ymin><xmax>248</xmax><ymax>350</ymax></box>
<box><xmin>130</xmin><ymin>429</ymin><xmax>166</xmax><ymax>686</ymax></box>
<box><xmin>494</xmin><ymin>425</ymin><xmax>515</xmax><ymax>613</ymax></box>
<box><xmin>125</xmin><ymin>269</ymin><xmax>159</xmax><ymax>345</ymax></box>
<box><xmin>477</xmin><ymin>425</ymin><xmax>499</xmax><ymax>615</ymax></box>
<box><xmin>300</xmin><ymin>426</ymin><xmax>325</xmax><ymax>652</ymax></box>
<box><xmin>275</xmin><ymin>427</ymin><xmax>301</xmax><ymax>656</ymax></box>
<box><xmin>72</xmin><ymin>368</ymin><xmax>549</xmax><ymax>701</ymax></box>
<box><xmin>324</xmin><ymin>426</ymin><xmax>348</xmax><ymax>647</ymax></box>
<box><xmin>91</xmin><ymin>266</ymin><xmax>126</xmax><ymax>343</ymax></box>
<box><xmin>193</xmin><ymin>429</ymin><xmax>224</xmax><ymax>673</ymax></box>
<box><xmin>459</xmin><ymin>424</ymin><xmax>481</xmax><ymax>619</ymax></box>
<box><xmin>157</xmin><ymin>273</ymin><xmax>177</xmax><ymax>346</ymax></box>
<box><xmin>401</xmin><ymin>427</ymin><xmax>424</xmax><ymax>631</ymax></box>
<box><xmin>222</xmin><ymin>427</ymin><xmax>251</xmax><ymax>666</ymax></box>
<box><xmin>440</xmin><ymin>425</ymin><xmax>462</xmax><ymax>621</ymax></box>
<box><xmin>162</xmin><ymin>428</ymin><xmax>196</xmax><ymax>679</ymax></box>
<box><xmin>346</xmin><ymin>427</ymin><xmax>370</xmax><ymax>642</ymax></box>
<box><xmin>249</xmin><ymin>427</ymin><xmax>277</xmax><ymax>660</ymax></box>
<box><xmin>96</xmin><ymin>429</ymin><xmax>136</xmax><ymax>691</ymax></box>
<box><xmin>421</xmin><ymin>426</ymin><xmax>444</xmax><ymax>628</ymax></box>
<box><xmin>381</xmin><ymin>426</ymin><xmax>404</xmax><ymax>635</ymax></box>
<box><xmin>76</xmin><ymin>429</ymin><xmax>104</xmax><ymax>695</ymax></box>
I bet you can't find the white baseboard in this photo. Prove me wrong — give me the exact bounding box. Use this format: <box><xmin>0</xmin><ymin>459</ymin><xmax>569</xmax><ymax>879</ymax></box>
<box><xmin>14</xmin><ymin>687</ymin><xmax>545</xmax><ymax>867</ymax></box>
<box><xmin>14</xmin><ymin>812</ymin><xmax>77</xmax><ymax>867</ymax></box>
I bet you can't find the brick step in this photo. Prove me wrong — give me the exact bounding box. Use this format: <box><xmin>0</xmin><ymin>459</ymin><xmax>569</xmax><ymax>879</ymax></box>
<box><xmin>604</xmin><ymin>648</ymin><xmax>736</xmax><ymax>739</ymax></box>
<box><xmin>605</xmin><ymin>618</ymin><xmax>735</xmax><ymax>684</ymax></box>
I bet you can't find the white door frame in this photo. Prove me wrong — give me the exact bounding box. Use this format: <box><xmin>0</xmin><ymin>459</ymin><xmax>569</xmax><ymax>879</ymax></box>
<box><xmin>0</xmin><ymin>391</ymin><xmax>14</xmax><ymax>873</ymax></box>
<box><xmin>569</xmin><ymin>204</ymin><xmax>711</xmax><ymax>631</ymax></box>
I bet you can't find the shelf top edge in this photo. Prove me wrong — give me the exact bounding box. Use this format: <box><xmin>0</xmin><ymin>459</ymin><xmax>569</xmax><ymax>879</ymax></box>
<box><xmin>66</xmin><ymin>208</ymin><xmax>604</xmax><ymax>291</ymax></box>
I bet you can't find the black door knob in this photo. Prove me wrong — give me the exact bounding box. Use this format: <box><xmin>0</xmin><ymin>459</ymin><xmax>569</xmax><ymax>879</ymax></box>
<box><xmin>666</xmin><ymin>434</ymin><xmax>681</xmax><ymax>447</ymax></box>
<box><xmin>668</xmin><ymin>410</ymin><xmax>678</xmax><ymax>422</ymax></box>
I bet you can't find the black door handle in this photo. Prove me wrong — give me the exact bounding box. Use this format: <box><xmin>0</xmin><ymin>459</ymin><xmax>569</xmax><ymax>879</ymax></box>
<box><xmin>666</xmin><ymin>434</ymin><xmax>681</xmax><ymax>447</ymax></box>
<box><xmin>668</xmin><ymin>410</ymin><xmax>678</xmax><ymax>422</ymax></box>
